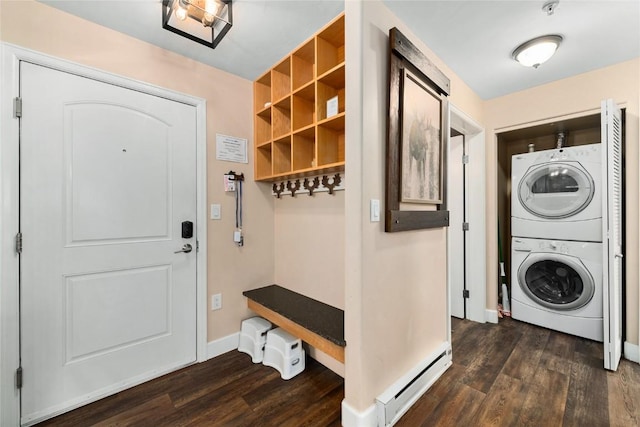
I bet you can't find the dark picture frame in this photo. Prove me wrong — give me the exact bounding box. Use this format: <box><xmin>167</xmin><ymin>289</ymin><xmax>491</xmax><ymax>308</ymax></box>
<box><xmin>385</xmin><ymin>27</ymin><xmax>451</xmax><ymax>232</ymax></box>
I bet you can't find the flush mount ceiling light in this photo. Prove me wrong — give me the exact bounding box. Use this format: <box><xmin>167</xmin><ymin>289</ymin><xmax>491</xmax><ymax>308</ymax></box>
<box><xmin>162</xmin><ymin>0</ymin><xmax>232</xmax><ymax>49</ymax></box>
<box><xmin>512</xmin><ymin>35</ymin><xmax>563</xmax><ymax>68</ymax></box>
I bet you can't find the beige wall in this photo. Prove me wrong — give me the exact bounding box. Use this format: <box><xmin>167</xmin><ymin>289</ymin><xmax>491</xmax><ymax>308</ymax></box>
<box><xmin>274</xmin><ymin>192</ymin><xmax>345</xmax><ymax>309</ymax></box>
<box><xmin>484</xmin><ymin>59</ymin><xmax>640</xmax><ymax>346</ymax></box>
<box><xmin>0</xmin><ymin>0</ymin><xmax>275</xmax><ymax>343</ymax></box>
<box><xmin>344</xmin><ymin>0</ymin><xmax>485</xmax><ymax>411</ymax></box>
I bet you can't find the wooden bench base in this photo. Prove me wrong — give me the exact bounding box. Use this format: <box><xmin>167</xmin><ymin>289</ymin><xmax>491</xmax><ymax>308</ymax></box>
<box><xmin>243</xmin><ymin>285</ymin><xmax>345</xmax><ymax>364</ymax></box>
<box><xmin>247</xmin><ymin>299</ymin><xmax>345</xmax><ymax>363</ymax></box>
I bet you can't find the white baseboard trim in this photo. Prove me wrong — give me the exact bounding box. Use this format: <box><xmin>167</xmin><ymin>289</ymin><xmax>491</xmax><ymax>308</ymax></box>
<box><xmin>207</xmin><ymin>332</ymin><xmax>239</xmax><ymax>360</ymax></box>
<box><xmin>485</xmin><ymin>309</ymin><xmax>499</xmax><ymax>324</ymax></box>
<box><xmin>624</xmin><ymin>341</ymin><xmax>639</xmax><ymax>364</ymax></box>
<box><xmin>342</xmin><ymin>400</ymin><xmax>377</xmax><ymax>427</ymax></box>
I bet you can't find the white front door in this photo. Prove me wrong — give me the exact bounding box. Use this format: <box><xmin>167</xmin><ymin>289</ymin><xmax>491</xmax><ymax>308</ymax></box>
<box><xmin>20</xmin><ymin>62</ymin><xmax>198</xmax><ymax>424</ymax></box>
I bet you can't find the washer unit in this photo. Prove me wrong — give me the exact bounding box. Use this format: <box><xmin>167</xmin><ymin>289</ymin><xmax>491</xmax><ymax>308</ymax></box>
<box><xmin>511</xmin><ymin>143</ymin><xmax>602</xmax><ymax>242</ymax></box>
<box><xmin>511</xmin><ymin>237</ymin><xmax>603</xmax><ymax>342</ymax></box>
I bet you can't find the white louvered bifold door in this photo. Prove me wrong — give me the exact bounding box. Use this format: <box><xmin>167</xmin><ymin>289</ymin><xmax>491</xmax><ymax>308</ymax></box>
<box><xmin>601</xmin><ymin>99</ymin><xmax>623</xmax><ymax>371</ymax></box>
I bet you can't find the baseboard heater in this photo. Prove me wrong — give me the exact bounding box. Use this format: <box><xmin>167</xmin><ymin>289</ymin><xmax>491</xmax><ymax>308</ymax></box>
<box><xmin>375</xmin><ymin>342</ymin><xmax>452</xmax><ymax>427</ymax></box>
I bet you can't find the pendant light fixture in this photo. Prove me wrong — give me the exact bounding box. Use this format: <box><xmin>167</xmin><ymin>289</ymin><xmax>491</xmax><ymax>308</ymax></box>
<box><xmin>512</xmin><ymin>34</ymin><xmax>563</xmax><ymax>68</ymax></box>
<box><xmin>162</xmin><ymin>0</ymin><xmax>232</xmax><ymax>49</ymax></box>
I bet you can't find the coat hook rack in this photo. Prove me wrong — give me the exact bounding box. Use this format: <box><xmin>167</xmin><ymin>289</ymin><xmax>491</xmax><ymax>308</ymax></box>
<box><xmin>270</xmin><ymin>173</ymin><xmax>344</xmax><ymax>198</ymax></box>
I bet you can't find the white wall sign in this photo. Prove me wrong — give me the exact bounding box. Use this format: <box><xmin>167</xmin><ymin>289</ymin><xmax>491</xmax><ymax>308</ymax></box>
<box><xmin>216</xmin><ymin>134</ymin><xmax>248</xmax><ymax>163</ymax></box>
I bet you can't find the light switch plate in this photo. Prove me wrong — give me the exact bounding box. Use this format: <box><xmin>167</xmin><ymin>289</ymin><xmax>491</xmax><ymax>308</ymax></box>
<box><xmin>370</xmin><ymin>199</ymin><xmax>380</xmax><ymax>222</ymax></box>
<box><xmin>211</xmin><ymin>204</ymin><xmax>221</xmax><ymax>220</ymax></box>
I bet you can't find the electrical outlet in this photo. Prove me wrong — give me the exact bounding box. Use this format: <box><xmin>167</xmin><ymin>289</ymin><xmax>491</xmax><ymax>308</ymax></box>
<box><xmin>211</xmin><ymin>293</ymin><xmax>222</xmax><ymax>310</ymax></box>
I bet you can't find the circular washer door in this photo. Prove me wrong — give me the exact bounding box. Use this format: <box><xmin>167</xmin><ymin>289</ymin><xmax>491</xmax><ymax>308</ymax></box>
<box><xmin>518</xmin><ymin>162</ymin><xmax>594</xmax><ymax>219</ymax></box>
<box><xmin>518</xmin><ymin>253</ymin><xmax>595</xmax><ymax>311</ymax></box>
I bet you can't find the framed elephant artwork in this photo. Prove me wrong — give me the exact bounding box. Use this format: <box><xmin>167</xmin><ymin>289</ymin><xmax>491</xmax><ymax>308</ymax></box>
<box><xmin>400</xmin><ymin>68</ymin><xmax>442</xmax><ymax>204</ymax></box>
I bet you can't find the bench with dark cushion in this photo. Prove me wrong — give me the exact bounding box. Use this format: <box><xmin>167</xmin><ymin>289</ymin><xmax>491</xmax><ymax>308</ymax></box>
<box><xmin>243</xmin><ymin>284</ymin><xmax>346</xmax><ymax>363</ymax></box>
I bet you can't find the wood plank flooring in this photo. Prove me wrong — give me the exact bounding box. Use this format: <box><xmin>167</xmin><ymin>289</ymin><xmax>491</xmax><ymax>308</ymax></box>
<box><xmin>38</xmin><ymin>318</ymin><xmax>640</xmax><ymax>426</ymax></box>
<box><xmin>37</xmin><ymin>352</ymin><xmax>344</xmax><ymax>427</ymax></box>
<box><xmin>397</xmin><ymin>318</ymin><xmax>640</xmax><ymax>427</ymax></box>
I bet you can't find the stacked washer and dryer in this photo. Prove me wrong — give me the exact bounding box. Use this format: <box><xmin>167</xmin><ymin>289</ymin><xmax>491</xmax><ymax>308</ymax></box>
<box><xmin>511</xmin><ymin>141</ymin><xmax>604</xmax><ymax>342</ymax></box>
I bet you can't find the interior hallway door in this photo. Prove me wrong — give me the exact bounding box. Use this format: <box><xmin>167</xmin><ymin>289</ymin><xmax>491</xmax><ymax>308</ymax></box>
<box><xmin>449</xmin><ymin>134</ymin><xmax>466</xmax><ymax>318</ymax></box>
<box><xmin>19</xmin><ymin>62</ymin><xmax>198</xmax><ymax>424</ymax></box>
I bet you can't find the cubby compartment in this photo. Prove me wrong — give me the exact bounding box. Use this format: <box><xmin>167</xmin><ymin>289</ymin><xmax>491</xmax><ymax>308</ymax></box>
<box><xmin>255</xmin><ymin>108</ymin><xmax>272</xmax><ymax>145</ymax></box>
<box><xmin>292</xmin><ymin>83</ymin><xmax>315</xmax><ymax>131</ymax></box>
<box><xmin>272</xmin><ymin>97</ymin><xmax>291</xmax><ymax>139</ymax></box>
<box><xmin>272</xmin><ymin>58</ymin><xmax>291</xmax><ymax>102</ymax></box>
<box><xmin>293</xmin><ymin>127</ymin><xmax>316</xmax><ymax>171</ymax></box>
<box><xmin>317</xmin><ymin>64</ymin><xmax>345</xmax><ymax>122</ymax></box>
<box><xmin>317</xmin><ymin>116</ymin><xmax>344</xmax><ymax>167</ymax></box>
<box><xmin>256</xmin><ymin>144</ymin><xmax>273</xmax><ymax>179</ymax></box>
<box><xmin>254</xmin><ymin>72</ymin><xmax>271</xmax><ymax>112</ymax></box>
<box><xmin>273</xmin><ymin>136</ymin><xmax>292</xmax><ymax>175</ymax></box>
<box><xmin>316</xmin><ymin>14</ymin><xmax>345</xmax><ymax>76</ymax></box>
<box><xmin>292</xmin><ymin>40</ymin><xmax>315</xmax><ymax>91</ymax></box>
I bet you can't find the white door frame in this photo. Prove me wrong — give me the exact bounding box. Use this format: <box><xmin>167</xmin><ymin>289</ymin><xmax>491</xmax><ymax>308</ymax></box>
<box><xmin>447</xmin><ymin>104</ymin><xmax>486</xmax><ymax>324</ymax></box>
<box><xmin>0</xmin><ymin>43</ymin><xmax>208</xmax><ymax>426</ymax></box>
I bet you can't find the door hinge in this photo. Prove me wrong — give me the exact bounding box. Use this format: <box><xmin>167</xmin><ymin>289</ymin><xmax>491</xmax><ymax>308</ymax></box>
<box><xmin>462</xmin><ymin>154</ymin><xmax>469</xmax><ymax>164</ymax></box>
<box><xmin>196</xmin><ymin>240</ymin><xmax>199</xmax><ymax>252</ymax></box>
<box><xmin>15</xmin><ymin>232</ymin><xmax>22</xmax><ymax>254</ymax></box>
<box><xmin>16</xmin><ymin>367</ymin><xmax>23</xmax><ymax>389</ymax></box>
<box><xmin>13</xmin><ymin>97</ymin><xmax>22</xmax><ymax>118</ymax></box>
<box><xmin>463</xmin><ymin>290</ymin><xmax>470</xmax><ymax>299</ymax></box>
<box><xmin>462</xmin><ymin>222</ymin><xmax>469</xmax><ymax>231</ymax></box>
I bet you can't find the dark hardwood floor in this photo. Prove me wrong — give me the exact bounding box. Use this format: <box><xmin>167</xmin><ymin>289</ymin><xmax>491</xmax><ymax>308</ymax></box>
<box><xmin>37</xmin><ymin>350</ymin><xmax>343</xmax><ymax>427</ymax></box>
<box><xmin>398</xmin><ymin>317</ymin><xmax>640</xmax><ymax>427</ymax></box>
<box><xmin>38</xmin><ymin>318</ymin><xmax>639</xmax><ymax>426</ymax></box>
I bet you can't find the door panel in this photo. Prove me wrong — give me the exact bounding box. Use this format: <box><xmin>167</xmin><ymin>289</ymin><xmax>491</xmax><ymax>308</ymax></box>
<box><xmin>20</xmin><ymin>62</ymin><xmax>197</xmax><ymax>424</ymax></box>
<box><xmin>65</xmin><ymin>265</ymin><xmax>171</xmax><ymax>361</ymax></box>
<box><xmin>601</xmin><ymin>99</ymin><xmax>623</xmax><ymax>371</ymax></box>
<box><xmin>66</xmin><ymin>103</ymin><xmax>171</xmax><ymax>243</ymax></box>
<box><xmin>448</xmin><ymin>134</ymin><xmax>465</xmax><ymax>318</ymax></box>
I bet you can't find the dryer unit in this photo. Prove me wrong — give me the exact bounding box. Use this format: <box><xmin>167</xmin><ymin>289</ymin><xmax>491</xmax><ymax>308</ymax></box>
<box><xmin>511</xmin><ymin>143</ymin><xmax>602</xmax><ymax>241</ymax></box>
<box><xmin>511</xmin><ymin>237</ymin><xmax>603</xmax><ymax>342</ymax></box>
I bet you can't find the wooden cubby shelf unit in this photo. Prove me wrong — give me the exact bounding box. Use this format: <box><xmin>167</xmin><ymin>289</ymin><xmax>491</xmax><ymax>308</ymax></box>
<box><xmin>253</xmin><ymin>13</ymin><xmax>345</xmax><ymax>182</ymax></box>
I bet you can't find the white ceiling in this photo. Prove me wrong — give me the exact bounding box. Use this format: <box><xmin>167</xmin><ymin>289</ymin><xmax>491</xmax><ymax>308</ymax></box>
<box><xmin>41</xmin><ymin>0</ymin><xmax>640</xmax><ymax>100</ymax></box>
<box><xmin>384</xmin><ymin>0</ymin><xmax>640</xmax><ymax>99</ymax></box>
